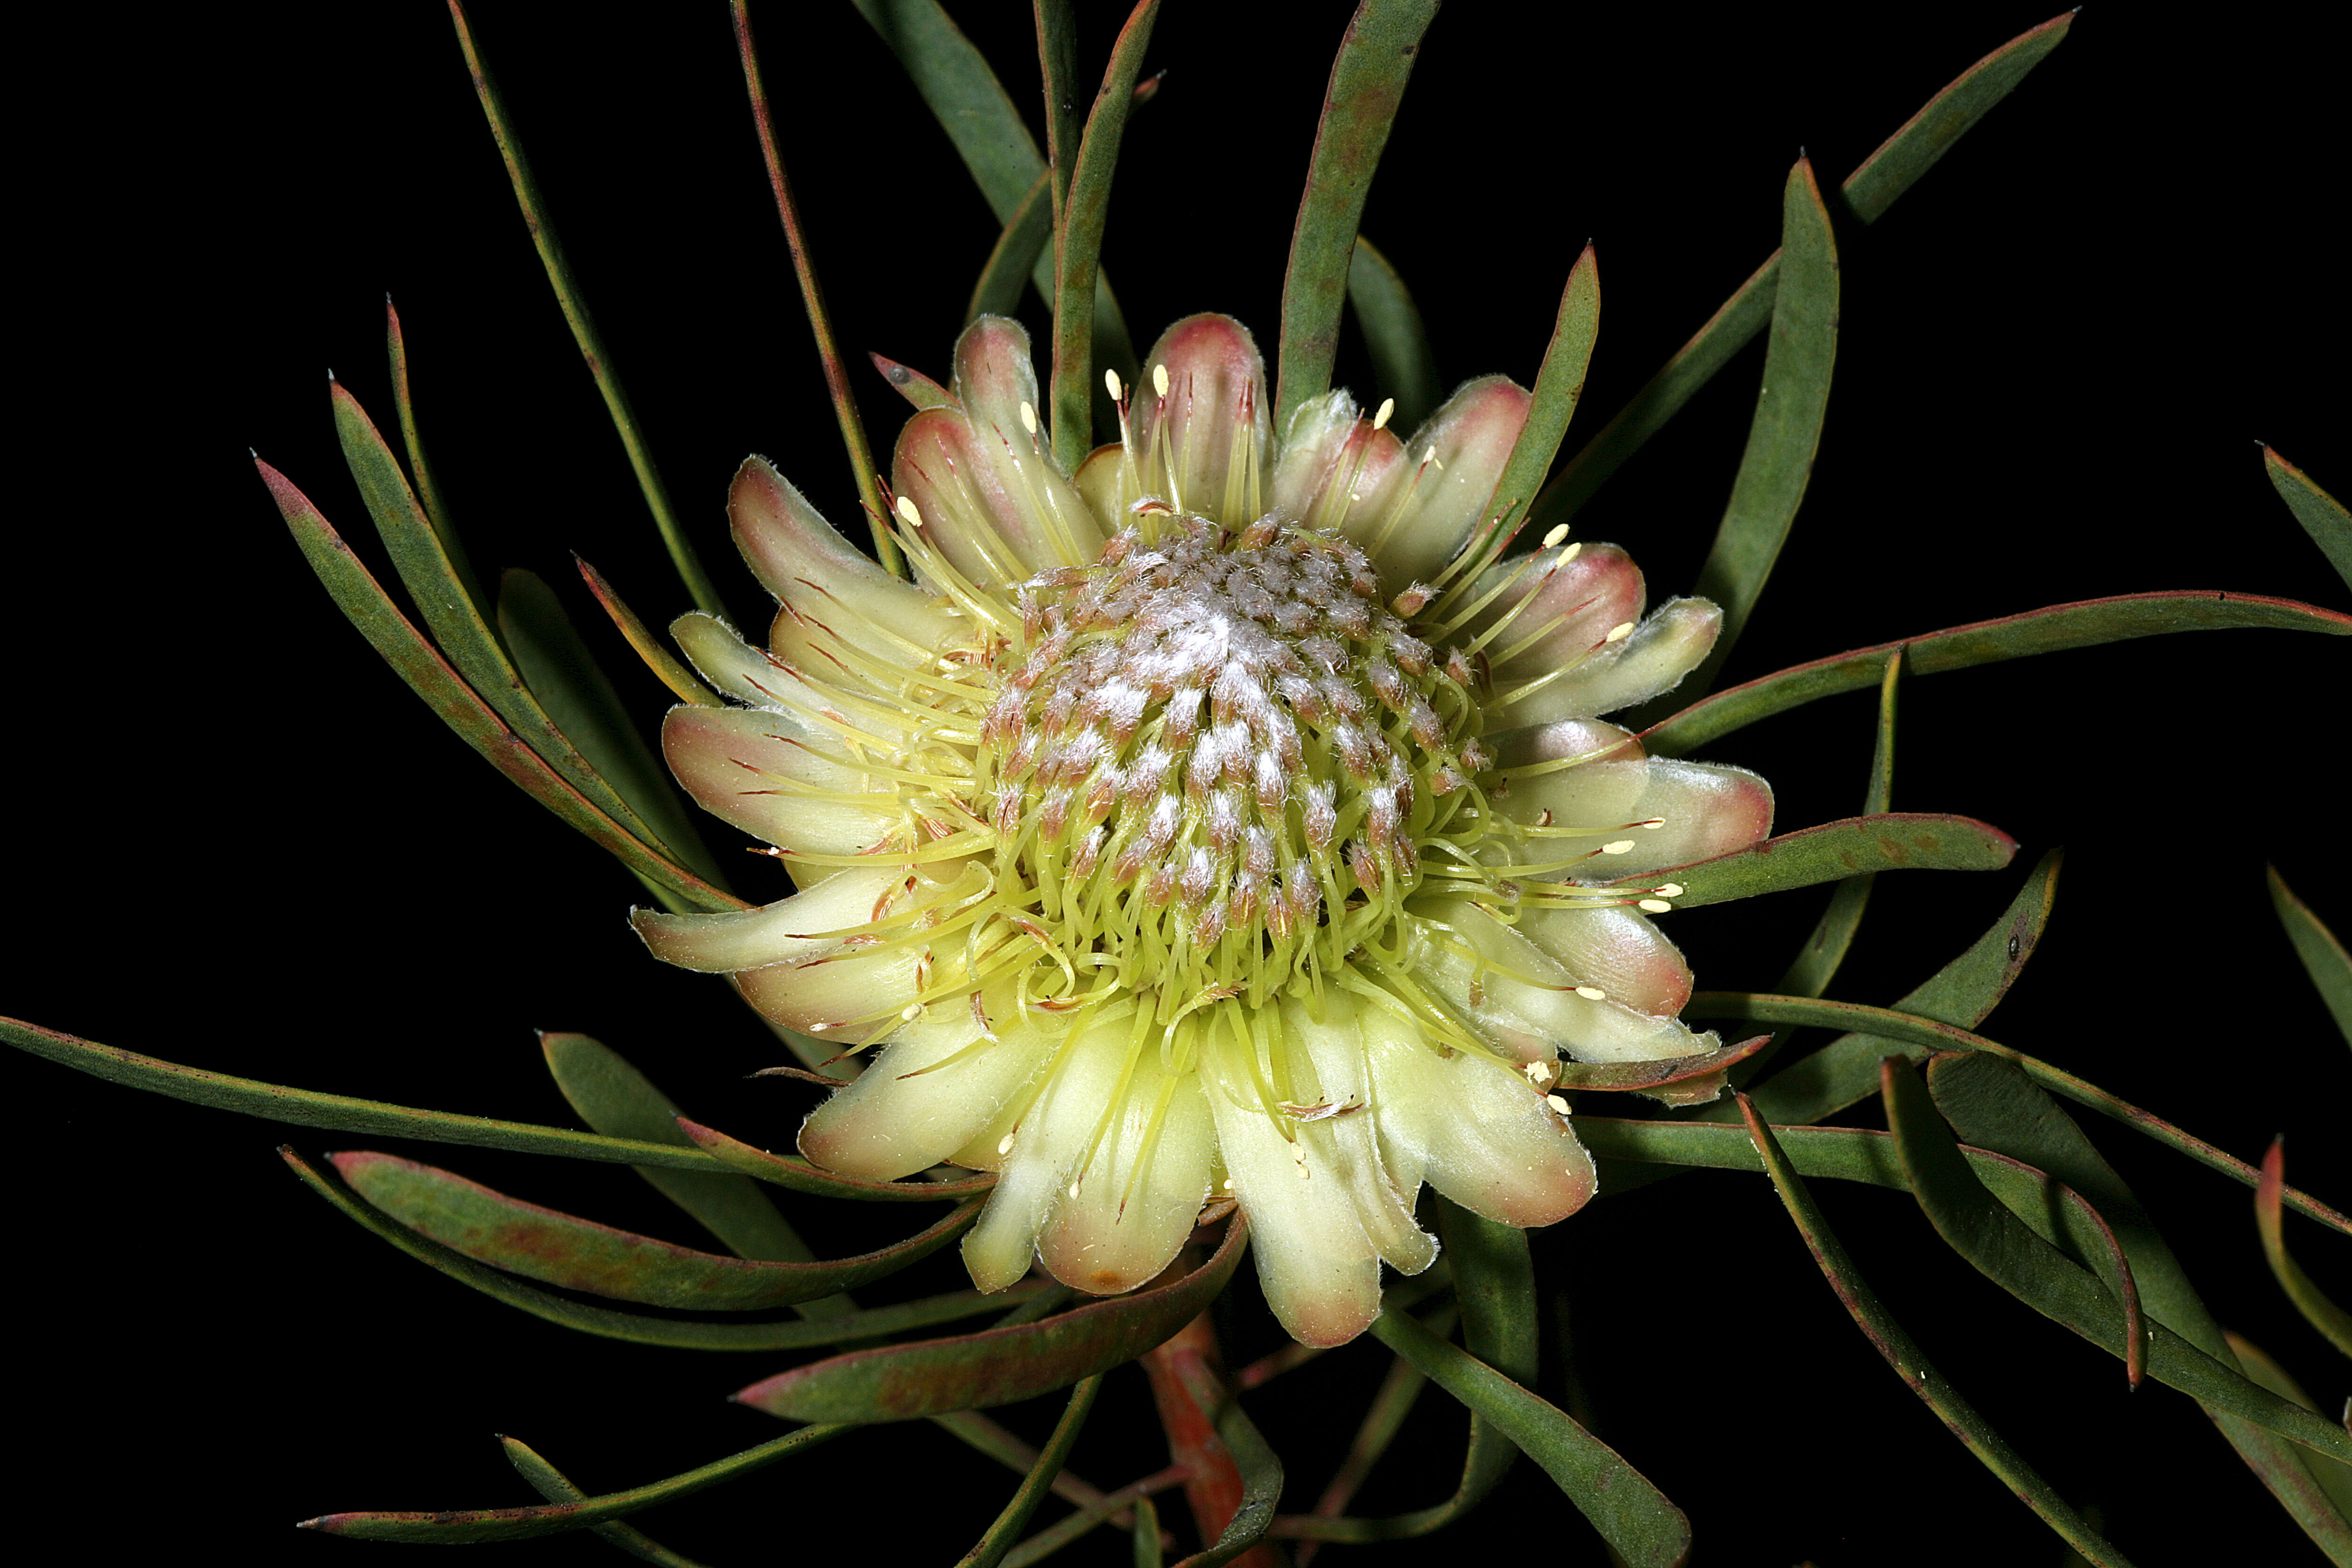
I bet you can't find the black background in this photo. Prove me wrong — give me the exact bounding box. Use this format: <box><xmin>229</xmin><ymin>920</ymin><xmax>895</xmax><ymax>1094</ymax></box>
<box><xmin>8</xmin><ymin>3</ymin><xmax>2348</xmax><ymax>1564</ymax></box>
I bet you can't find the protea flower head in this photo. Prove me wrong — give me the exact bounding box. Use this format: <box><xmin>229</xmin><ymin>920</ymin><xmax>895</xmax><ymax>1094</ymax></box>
<box><xmin>634</xmin><ymin>312</ymin><xmax>1771</xmax><ymax>1346</ymax></box>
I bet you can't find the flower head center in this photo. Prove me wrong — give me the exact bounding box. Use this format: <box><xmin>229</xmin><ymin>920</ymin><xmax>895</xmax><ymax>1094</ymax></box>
<box><xmin>977</xmin><ymin>511</ymin><xmax>1490</xmax><ymax>1025</ymax></box>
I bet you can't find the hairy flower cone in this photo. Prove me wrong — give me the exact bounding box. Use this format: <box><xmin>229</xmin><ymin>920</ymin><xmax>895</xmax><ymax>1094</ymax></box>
<box><xmin>636</xmin><ymin>315</ymin><xmax>1772</xmax><ymax>1345</ymax></box>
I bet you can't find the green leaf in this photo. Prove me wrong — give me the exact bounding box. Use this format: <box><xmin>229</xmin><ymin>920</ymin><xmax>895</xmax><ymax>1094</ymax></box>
<box><xmin>1927</xmin><ymin>1053</ymin><xmax>2352</xmax><ymax>1560</ymax></box>
<box><xmin>729</xmin><ymin>0</ymin><xmax>897</xmax><ymax>575</ymax></box>
<box><xmin>1643</xmin><ymin>591</ymin><xmax>2352</xmax><ymax>758</ymax></box>
<box><xmin>1715</xmin><ymin>849</ymin><xmax>2059</xmax><ymax>1125</ymax></box>
<box><xmin>870</xmin><ymin>350</ymin><xmax>960</xmax><ymax>412</ymax></box>
<box><xmin>1553</xmin><ymin>1033</ymin><xmax>1767</xmax><ymax>1093</ymax></box>
<box><xmin>1731</xmin><ymin>1094</ymin><xmax>2137</xmax><ymax>1566</ymax></box>
<box><xmin>283</xmin><ymin>1143</ymin><xmax>1043</xmax><ymax>1350</ymax></box>
<box><xmin>2225</xmin><ymin>1333</ymin><xmax>2352</xmax><ymax>1535</ymax></box>
<box><xmin>1433</xmin><ymin>1200</ymin><xmax>1538</xmax><ymax>1515</ymax></box>
<box><xmin>3</xmin><ymin>1013</ymin><xmax>719</xmax><ymax>1171</ymax></box>
<box><xmin>1345</xmin><ymin>235</ymin><xmax>1439</xmax><ymax>434</ymax></box>
<box><xmin>678</xmin><ymin>1113</ymin><xmax>997</xmax><ymax>1203</ymax></box>
<box><xmin>329</xmin><ymin>380</ymin><xmax>693</xmax><ymax>885</ymax></box>
<box><xmin>382</xmin><ymin>298</ymin><xmax>485</xmax><ymax>620</ymax></box>
<box><xmin>1045</xmin><ymin>0</ymin><xmax>1160</xmax><ymax>471</ymax></box>
<box><xmin>1160</xmin><ymin>1345</ymin><xmax>1283</xmax><ymax>1568</ymax></box>
<box><xmin>258</xmin><ymin>459</ymin><xmax>741</xmax><ymax>912</ymax></box>
<box><xmin>2259</xmin><ymin>1140</ymin><xmax>2352</xmax><ymax>1358</ymax></box>
<box><xmin>302</xmin><ymin>1421</ymin><xmax>850</xmax><ymax>1544</ymax></box>
<box><xmin>967</xmin><ymin>170</ymin><xmax>1055</xmax><ymax>326</ymax></box>
<box><xmin>955</xmin><ymin>1375</ymin><xmax>1103</xmax><ymax>1568</ymax></box>
<box><xmin>443</xmin><ymin>0</ymin><xmax>722</xmax><ymax>614</ymax></box>
<box><xmin>573</xmin><ymin>555</ymin><xmax>725</xmax><ymax>708</ymax></box>
<box><xmin>1612</xmin><ymin>810</ymin><xmax>2016</xmax><ymax>909</ymax></box>
<box><xmin>497</xmin><ymin>570</ymin><xmax>729</xmax><ymax>890</ymax></box>
<box><xmin>994</xmin><ymin>1466</ymin><xmax>1183</xmax><ymax>1568</ymax></box>
<box><xmin>735</xmin><ymin>1218</ymin><xmax>1250</xmax><ymax>1421</ymax></box>
<box><xmin>1670</xmin><ymin>156</ymin><xmax>1838</xmax><ymax>704</ymax></box>
<box><xmin>1747</xmin><ymin>649</ymin><xmax>1903</xmax><ymax>1086</ymax></box>
<box><xmin>1033</xmin><ymin>0</ymin><xmax>1080</xmax><ymax>219</ymax></box>
<box><xmin>501</xmin><ymin>1435</ymin><xmax>715</xmax><ymax>1568</ymax></box>
<box><xmin>853</xmin><ymin>0</ymin><xmax>1045</xmax><ymax>227</ymax></box>
<box><xmin>1370</xmin><ymin>1306</ymin><xmax>1690</xmax><ymax>1568</ymax></box>
<box><xmin>1532</xmin><ymin>13</ymin><xmax>2075</xmax><ymax>526</ymax></box>
<box><xmin>1584</xmin><ymin>1113</ymin><xmax>2142</xmax><ymax>1251</ymax></box>
<box><xmin>851</xmin><ymin>0</ymin><xmax>1135</xmax><ymax>429</ymax></box>
<box><xmin>330</xmin><ymin>1150</ymin><xmax>979</xmax><ymax>1311</ymax></box>
<box><xmin>2270</xmin><ymin>866</ymin><xmax>2352</xmax><ymax>1051</ymax></box>
<box><xmin>2265</xmin><ymin>445</ymin><xmax>2352</xmax><ymax>593</ymax></box>
<box><xmin>1447</xmin><ymin>244</ymin><xmax>1601</xmax><ymax>589</ymax></box>
<box><xmin>1272</xmin><ymin>0</ymin><xmax>1443</xmax><ymax>434</ymax></box>
<box><xmin>1131</xmin><ymin>1494</ymin><xmax>1163</xmax><ymax>1568</ymax></box>
<box><xmin>1880</xmin><ymin>1060</ymin><xmax>2352</xmax><ymax>1461</ymax></box>
<box><xmin>1276</xmin><ymin>1338</ymin><xmax>1434</xmax><ymax>1544</ymax></box>
<box><xmin>1686</xmin><ymin>991</ymin><xmax>2352</xmax><ymax>1237</ymax></box>
<box><xmin>541</xmin><ymin>1032</ymin><xmax>810</xmax><ymax>1263</ymax></box>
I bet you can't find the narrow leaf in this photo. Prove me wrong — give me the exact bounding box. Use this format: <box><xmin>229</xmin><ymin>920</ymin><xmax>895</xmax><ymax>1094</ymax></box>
<box><xmin>1733</xmin><ymin>1094</ymin><xmax>2138</xmax><ymax>1566</ymax></box>
<box><xmin>1045</xmin><ymin>0</ymin><xmax>1159</xmax><ymax>470</ymax></box>
<box><xmin>1345</xmin><ymin>235</ymin><xmax>1439</xmax><ymax>434</ymax></box>
<box><xmin>1644</xmin><ymin>591</ymin><xmax>2352</xmax><ymax>757</ymax></box>
<box><xmin>4</xmin><ymin>1014</ymin><xmax>718</xmax><ymax>1171</ymax></box>
<box><xmin>1433</xmin><ymin>1199</ymin><xmax>1538</xmax><ymax>1518</ymax></box>
<box><xmin>285</xmin><ymin>1143</ymin><xmax>1040</xmax><ymax>1350</ymax></box>
<box><xmin>302</xmin><ymin>1421</ymin><xmax>849</xmax><ymax>1544</ymax></box>
<box><xmin>502</xmin><ymin>1435</ymin><xmax>715</xmax><ymax>1568</ymax></box>
<box><xmin>1533</xmin><ymin>13</ymin><xmax>2074</xmax><ymax>524</ymax></box>
<box><xmin>1273</xmin><ymin>0</ymin><xmax>1443</xmax><ymax>433</ymax></box>
<box><xmin>993</xmin><ymin>1467</ymin><xmax>1186</xmax><ymax>1568</ymax></box>
<box><xmin>2270</xmin><ymin>865</ymin><xmax>2352</xmax><ymax>1050</ymax></box>
<box><xmin>260</xmin><ymin>458</ymin><xmax>741</xmax><ymax>910</ymax></box>
<box><xmin>2259</xmin><ymin>1140</ymin><xmax>2352</xmax><ymax>1357</ymax></box>
<box><xmin>678</xmin><ymin>1114</ymin><xmax>996</xmax><ymax>1203</ymax></box>
<box><xmin>329</xmin><ymin>381</ymin><xmax>687</xmax><ymax>876</ymax></box>
<box><xmin>1880</xmin><ymin>1060</ymin><xmax>2351</xmax><ymax>1460</ymax></box>
<box><xmin>1753</xmin><ymin>648</ymin><xmax>1903</xmax><ymax>1083</ymax></box>
<box><xmin>872</xmin><ymin>350</ymin><xmax>959</xmax><ymax>411</ymax></box>
<box><xmin>851</xmin><ymin>0</ymin><xmax>1135</xmax><ymax>414</ymax></box>
<box><xmin>1454</xmin><ymin>244</ymin><xmax>1601</xmax><ymax>582</ymax></box>
<box><xmin>735</xmin><ymin>1218</ymin><xmax>1249</xmax><ymax>1421</ymax></box>
<box><xmin>382</xmin><ymin>297</ymin><xmax>485</xmax><ymax>618</ymax></box>
<box><xmin>574</xmin><ymin>555</ymin><xmax>724</xmax><ymax>708</ymax></box>
<box><xmin>331</xmin><ymin>1150</ymin><xmax>979</xmax><ymax>1311</ymax></box>
<box><xmin>1688</xmin><ymin>991</ymin><xmax>2352</xmax><ymax>1236</ymax></box>
<box><xmin>2265</xmin><ymin>445</ymin><xmax>2352</xmax><ymax>592</ymax></box>
<box><xmin>1033</xmin><ymin>0</ymin><xmax>1080</xmax><ymax>219</ymax></box>
<box><xmin>1133</xmin><ymin>1493</ymin><xmax>1164</xmax><ymax>1568</ymax></box>
<box><xmin>1612</xmin><ymin>810</ymin><xmax>2016</xmax><ymax>908</ymax></box>
<box><xmin>443</xmin><ymin>0</ymin><xmax>724</xmax><ymax>615</ymax></box>
<box><xmin>543</xmin><ymin>1032</ymin><xmax>810</xmax><ymax>1264</ymax></box>
<box><xmin>2226</xmin><ymin>1333</ymin><xmax>2352</xmax><ymax>1530</ymax></box>
<box><xmin>498</xmin><ymin>570</ymin><xmax>730</xmax><ymax>889</ymax></box>
<box><xmin>1553</xmin><ymin>1033</ymin><xmax>1768</xmax><ymax>1093</ymax></box>
<box><xmin>1673</xmin><ymin>156</ymin><xmax>1838</xmax><ymax>702</ymax></box>
<box><xmin>955</xmin><ymin>1374</ymin><xmax>1102</xmax><ymax>1568</ymax></box>
<box><xmin>967</xmin><ymin>170</ymin><xmax>1056</xmax><ymax>326</ymax></box>
<box><xmin>932</xmin><ymin>1407</ymin><xmax>1142</xmax><ymax>1538</ymax></box>
<box><xmin>1162</xmin><ymin>1344</ymin><xmax>1283</xmax><ymax>1568</ymax></box>
<box><xmin>1280</xmin><ymin>1343</ymin><xmax>1433</xmax><ymax>1553</ymax></box>
<box><xmin>1716</xmin><ymin>848</ymin><xmax>2059</xmax><ymax>1125</ymax></box>
<box><xmin>1928</xmin><ymin>1051</ymin><xmax>2352</xmax><ymax>1557</ymax></box>
<box><xmin>731</xmin><ymin>0</ymin><xmax>896</xmax><ymax>573</ymax></box>
<box><xmin>1370</xmin><ymin>1307</ymin><xmax>1690</xmax><ymax>1568</ymax></box>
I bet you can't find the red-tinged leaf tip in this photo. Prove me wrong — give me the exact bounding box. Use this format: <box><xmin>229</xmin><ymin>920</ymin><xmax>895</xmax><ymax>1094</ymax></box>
<box><xmin>2259</xmin><ymin>1136</ymin><xmax>2287</xmax><ymax>1214</ymax></box>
